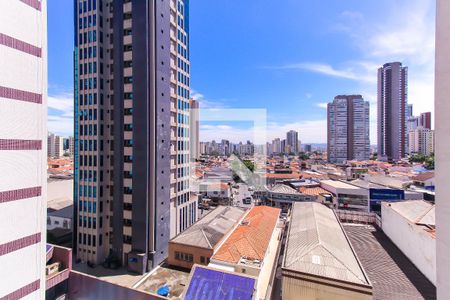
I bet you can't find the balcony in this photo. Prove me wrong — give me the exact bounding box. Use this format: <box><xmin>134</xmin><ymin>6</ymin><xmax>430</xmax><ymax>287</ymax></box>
<box><xmin>46</xmin><ymin>244</ymin><xmax>72</xmax><ymax>291</ymax></box>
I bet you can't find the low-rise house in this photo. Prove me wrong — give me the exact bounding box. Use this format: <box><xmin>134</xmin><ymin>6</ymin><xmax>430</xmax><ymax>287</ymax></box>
<box><xmin>412</xmin><ymin>172</ymin><xmax>435</xmax><ymax>191</ymax></box>
<box><xmin>282</xmin><ymin>202</ymin><xmax>373</xmax><ymax>299</ymax></box>
<box><xmin>199</xmin><ymin>182</ymin><xmax>232</xmax><ymax>202</ymax></box>
<box><xmin>209</xmin><ymin>206</ymin><xmax>282</xmax><ymax>299</ymax></box>
<box><xmin>256</xmin><ymin>184</ymin><xmax>313</xmax><ymax>211</ymax></box>
<box><xmin>168</xmin><ymin>206</ymin><xmax>247</xmax><ymax>269</ymax></box>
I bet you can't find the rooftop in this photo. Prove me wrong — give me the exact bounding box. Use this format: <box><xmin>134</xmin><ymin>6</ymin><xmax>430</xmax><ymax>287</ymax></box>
<box><xmin>321</xmin><ymin>179</ymin><xmax>361</xmax><ymax>190</ymax></box>
<box><xmin>299</xmin><ymin>186</ymin><xmax>330</xmax><ymax>196</ymax></box>
<box><xmin>183</xmin><ymin>265</ymin><xmax>256</xmax><ymax>300</ymax></box>
<box><xmin>269</xmin><ymin>184</ymin><xmax>300</xmax><ymax>195</ymax></box>
<box><xmin>212</xmin><ymin>206</ymin><xmax>280</xmax><ymax>264</ymax></box>
<box><xmin>412</xmin><ymin>172</ymin><xmax>435</xmax><ymax>182</ymax></box>
<box><xmin>283</xmin><ymin>202</ymin><xmax>371</xmax><ymax>286</ymax></box>
<box><xmin>170</xmin><ymin>206</ymin><xmax>246</xmax><ymax>249</ymax></box>
<box><xmin>385</xmin><ymin>200</ymin><xmax>435</xmax><ymax>227</ymax></box>
<box><xmin>344</xmin><ymin>224</ymin><xmax>436</xmax><ymax>300</ymax></box>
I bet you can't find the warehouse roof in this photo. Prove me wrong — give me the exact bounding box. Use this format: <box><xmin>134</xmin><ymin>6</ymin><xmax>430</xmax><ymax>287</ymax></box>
<box><xmin>283</xmin><ymin>202</ymin><xmax>371</xmax><ymax>286</ymax></box>
<box><xmin>170</xmin><ymin>206</ymin><xmax>246</xmax><ymax>249</ymax></box>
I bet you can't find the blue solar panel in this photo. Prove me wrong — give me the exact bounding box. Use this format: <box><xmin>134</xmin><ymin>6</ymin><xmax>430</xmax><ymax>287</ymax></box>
<box><xmin>184</xmin><ymin>266</ymin><xmax>256</xmax><ymax>300</ymax></box>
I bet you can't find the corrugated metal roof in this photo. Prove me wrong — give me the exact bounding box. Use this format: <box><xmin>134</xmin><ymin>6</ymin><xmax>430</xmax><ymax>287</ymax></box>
<box><xmin>283</xmin><ymin>202</ymin><xmax>370</xmax><ymax>286</ymax></box>
<box><xmin>269</xmin><ymin>184</ymin><xmax>300</xmax><ymax>195</ymax></box>
<box><xmin>387</xmin><ymin>200</ymin><xmax>435</xmax><ymax>226</ymax></box>
<box><xmin>171</xmin><ymin>206</ymin><xmax>246</xmax><ymax>249</ymax></box>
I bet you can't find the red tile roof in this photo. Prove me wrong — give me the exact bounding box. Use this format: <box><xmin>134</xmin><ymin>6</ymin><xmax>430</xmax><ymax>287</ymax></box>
<box><xmin>212</xmin><ymin>206</ymin><xmax>280</xmax><ymax>264</ymax></box>
<box><xmin>412</xmin><ymin>172</ymin><xmax>435</xmax><ymax>182</ymax></box>
<box><xmin>299</xmin><ymin>186</ymin><xmax>330</xmax><ymax>196</ymax></box>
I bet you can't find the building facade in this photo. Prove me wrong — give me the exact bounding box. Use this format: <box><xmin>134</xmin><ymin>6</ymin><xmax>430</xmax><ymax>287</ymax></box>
<box><xmin>327</xmin><ymin>95</ymin><xmax>370</xmax><ymax>163</ymax></box>
<box><xmin>435</xmin><ymin>1</ymin><xmax>450</xmax><ymax>297</ymax></box>
<box><xmin>190</xmin><ymin>99</ymin><xmax>200</xmax><ymax>161</ymax></box>
<box><xmin>74</xmin><ymin>0</ymin><xmax>195</xmax><ymax>272</ymax></box>
<box><xmin>286</xmin><ymin>130</ymin><xmax>299</xmax><ymax>154</ymax></box>
<box><xmin>377</xmin><ymin>62</ymin><xmax>408</xmax><ymax>161</ymax></box>
<box><xmin>420</xmin><ymin>112</ymin><xmax>432</xmax><ymax>129</ymax></box>
<box><xmin>0</xmin><ymin>0</ymin><xmax>47</xmax><ymax>298</ymax></box>
<box><xmin>48</xmin><ymin>132</ymin><xmax>64</xmax><ymax>158</ymax></box>
<box><xmin>408</xmin><ymin>127</ymin><xmax>434</xmax><ymax>156</ymax></box>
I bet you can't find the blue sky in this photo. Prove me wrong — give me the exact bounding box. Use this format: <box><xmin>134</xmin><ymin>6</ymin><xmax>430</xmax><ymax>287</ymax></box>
<box><xmin>48</xmin><ymin>0</ymin><xmax>435</xmax><ymax>143</ymax></box>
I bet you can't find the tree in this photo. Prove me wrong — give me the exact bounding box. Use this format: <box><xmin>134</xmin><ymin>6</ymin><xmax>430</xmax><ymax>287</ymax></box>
<box><xmin>425</xmin><ymin>154</ymin><xmax>435</xmax><ymax>170</ymax></box>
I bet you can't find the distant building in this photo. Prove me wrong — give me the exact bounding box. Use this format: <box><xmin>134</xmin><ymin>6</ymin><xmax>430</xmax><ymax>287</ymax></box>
<box><xmin>408</xmin><ymin>127</ymin><xmax>435</xmax><ymax>156</ymax></box>
<box><xmin>190</xmin><ymin>99</ymin><xmax>200</xmax><ymax>160</ymax></box>
<box><xmin>48</xmin><ymin>132</ymin><xmax>64</xmax><ymax>158</ymax></box>
<box><xmin>377</xmin><ymin>62</ymin><xmax>408</xmax><ymax>161</ymax></box>
<box><xmin>304</xmin><ymin>144</ymin><xmax>312</xmax><ymax>152</ymax></box>
<box><xmin>327</xmin><ymin>95</ymin><xmax>370</xmax><ymax>163</ymax></box>
<box><xmin>0</xmin><ymin>1</ymin><xmax>48</xmax><ymax>298</ymax></box>
<box><xmin>286</xmin><ymin>130</ymin><xmax>299</xmax><ymax>154</ymax></box>
<box><xmin>68</xmin><ymin>136</ymin><xmax>74</xmax><ymax>157</ymax></box>
<box><xmin>272</xmin><ymin>138</ymin><xmax>281</xmax><ymax>154</ymax></box>
<box><xmin>420</xmin><ymin>112</ymin><xmax>432</xmax><ymax>129</ymax></box>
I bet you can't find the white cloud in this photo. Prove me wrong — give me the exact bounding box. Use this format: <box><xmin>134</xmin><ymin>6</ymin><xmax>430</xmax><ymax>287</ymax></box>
<box><xmin>317</xmin><ymin>102</ymin><xmax>328</xmax><ymax>109</ymax></box>
<box><xmin>191</xmin><ymin>89</ymin><xmax>228</xmax><ymax>109</ymax></box>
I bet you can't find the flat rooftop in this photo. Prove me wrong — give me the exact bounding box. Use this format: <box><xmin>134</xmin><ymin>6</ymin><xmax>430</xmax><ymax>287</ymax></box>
<box><xmin>170</xmin><ymin>206</ymin><xmax>246</xmax><ymax>249</ymax></box>
<box><xmin>343</xmin><ymin>224</ymin><xmax>436</xmax><ymax>300</ymax></box>
<box><xmin>321</xmin><ymin>179</ymin><xmax>361</xmax><ymax>189</ymax></box>
<box><xmin>135</xmin><ymin>264</ymin><xmax>190</xmax><ymax>299</ymax></box>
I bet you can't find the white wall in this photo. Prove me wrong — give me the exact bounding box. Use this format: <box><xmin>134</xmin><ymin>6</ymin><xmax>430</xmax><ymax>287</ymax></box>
<box><xmin>382</xmin><ymin>204</ymin><xmax>436</xmax><ymax>284</ymax></box>
<box><xmin>436</xmin><ymin>1</ymin><xmax>450</xmax><ymax>298</ymax></box>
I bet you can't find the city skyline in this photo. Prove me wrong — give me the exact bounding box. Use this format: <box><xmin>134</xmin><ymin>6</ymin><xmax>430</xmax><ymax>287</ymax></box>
<box><xmin>47</xmin><ymin>0</ymin><xmax>435</xmax><ymax>143</ymax></box>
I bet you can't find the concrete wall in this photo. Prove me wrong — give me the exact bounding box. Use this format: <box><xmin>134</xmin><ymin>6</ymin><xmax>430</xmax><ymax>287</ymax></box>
<box><xmin>282</xmin><ymin>273</ymin><xmax>372</xmax><ymax>300</ymax></box>
<box><xmin>0</xmin><ymin>0</ymin><xmax>47</xmax><ymax>298</ymax></box>
<box><xmin>435</xmin><ymin>2</ymin><xmax>450</xmax><ymax>295</ymax></box>
<box><xmin>381</xmin><ymin>203</ymin><xmax>436</xmax><ymax>284</ymax></box>
<box><xmin>67</xmin><ymin>271</ymin><xmax>164</xmax><ymax>300</ymax></box>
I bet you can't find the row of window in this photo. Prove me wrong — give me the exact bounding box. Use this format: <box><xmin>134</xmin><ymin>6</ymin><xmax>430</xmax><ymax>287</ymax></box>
<box><xmin>177</xmin><ymin>57</ymin><xmax>189</xmax><ymax>74</ymax></box>
<box><xmin>175</xmin><ymin>251</ymin><xmax>193</xmax><ymax>262</ymax></box>
<box><xmin>79</xmin><ymin>77</ymin><xmax>103</xmax><ymax>91</ymax></box>
<box><xmin>79</xmin><ymin>46</ymin><xmax>102</xmax><ymax>61</ymax></box>
<box><xmin>79</xmin><ymin>15</ymin><xmax>98</xmax><ymax>30</ymax></box>
<box><xmin>78</xmin><ymin>0</ymin><xmax>99</xmax><ymax>14</ymax></box>
<box><xmin>78</xmin><ymin>169</ymin><xmax>99</xmax><ymax>182</ymax></box>
<box><xmin>177</xmin><ymin>140</ymin><xmax>189</xmax><ymax>151</ymax></box>
<box><xmin>79</xmin><ymin>140</ymin><xmax>98</xmax><ymax>152</ymax></box>
<box><xmin>79</xmin><ymin>62</ymin><xmax>103</xmax><ymax>76</ymax></box>
<box><xmin>177</xmin><ymin>85</ymin><xmax>189</xmax><ymax>99</ymax></box>
<box><xmin>79</xmin><ymin>185</ymin><xmax>98</xmax><ymax>198</ymax></box>
<box><xmin>78</xmin><ymin>232</ymin><xmax>103</xmax><ymax>248</ymax></box>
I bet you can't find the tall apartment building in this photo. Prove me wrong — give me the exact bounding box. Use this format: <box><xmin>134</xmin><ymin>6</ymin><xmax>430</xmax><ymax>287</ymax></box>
<box><xmin>408</xmin><ymin>127</ymin><xmax>434</xmax><ymax>156</ymax></box>
<box><xmin>435</xmin><ymin>2</ymin><xmax>450</xmax><ymax>297</ymax></box>
<box><xmin>272</xmin><ymin>138</ymin><xmax>281</xmax><ymax>154</ymax></box>
<box><xmin>190</xmin><ymin>98</ymin><xmax>200</xmax><ymax>160</ymax></box>
<box><xmin>0</xmin><ymin>0</ymin><xmax>47</xmax><ymax>298</ymax></box>
<box><xmin>74</xmin><ymin>0</ymin><xmax>195</xmax><ymax>273</ymax></box>
<box><xmin>48</xmin><ymin>132</ymin><xmax>64</xmax><ymax>158</ymax></box>
<box><xmin>327</xmin><ymin>95</ymin><xmax>370</xmax><ymax>163</ymax></box>
<box><xmin>69</xmin><ymin>136</ymin><xmax>75</xmax><ymax>156</ymax></box>
<box><xmin>377</xmin><ymin>62</ymin><xmax>408</xmax><ymax>161</ymax></box>
<box><xmin>286</xmin><ymin>130</ymin><xmax>299</xmax><ymax>154</ymax></box>
<box><xmin>420</xmin><ymin>112</ymin><xmax>432</xmax><ymax>129</ymax></box>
